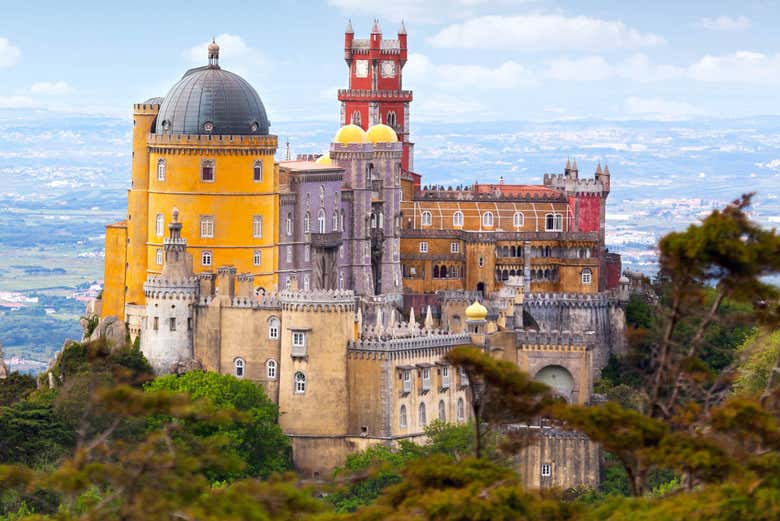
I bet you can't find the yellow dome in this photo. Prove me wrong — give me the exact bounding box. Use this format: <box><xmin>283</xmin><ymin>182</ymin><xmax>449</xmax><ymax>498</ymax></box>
<box><xmin>315</xmin><ymin>152</ymin><xmax>332</xmax><ymax>165</ymax></box>
<box><xmin>465</xmin><ymin>299</ymin><xmax>488</xmax><ymax>321</ymax></box>
<box><xmin>333</xmin><ymin>124</ymin><xmax>368</xmax><ymax>144</ymax></box>
<box><xmin>366</xmin><ymin>123</ymin><xmax>398</xmax><ymax>144</ymax></box>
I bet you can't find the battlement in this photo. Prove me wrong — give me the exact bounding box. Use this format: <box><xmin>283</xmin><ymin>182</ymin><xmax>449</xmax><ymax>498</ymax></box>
<box><xmin>349</xmin><ymin>331</ymin><xmax>472</xmax><ymax>353</ymax></box>
<box><xmin>524</xmin><ymin>292</ymin><xmax>615</xmax><ymax>308</ymax></box>
<box><xmin>415</xmin><ymin>185</ymin><xmax>565</xmax><ymax>202</ymax></box>
<box><xmin>279</xmin><ymin>289</ymin><xmax>356</xmax><ymax>312</ymax></box>
<box><xmin>147</xmin><ymin>133</ymin><xmax>278</xmax><ymax>150</ymax></box>
<box><xmin>543</xmin><ymin>173</ymin><xmax>606</xmax><ymax>194</ymax></box>
<box><xmin>133</xmin><ymin>103</ymin><xmax>160</xmax><ymax>115</ymax></box>
<box><xmin>143</xmin><ymin>275</ymin><xmax>199</xmax><ymax>300</ymax></box>
<box><xmin>515</xmin><ymin>328</ymin><xmax>596</xmax><ymax>348</ymax></box>
<box><xmin>337</xmin><ymin>88</ymin><xmax>413</xmax><ymax>101</ymax></box>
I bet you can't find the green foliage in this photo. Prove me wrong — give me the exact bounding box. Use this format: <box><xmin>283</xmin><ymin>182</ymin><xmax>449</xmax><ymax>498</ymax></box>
<box><xmin>0</xmin><ymin>373</ymin><xmax>36</xmax><ymax>407</ymax></box>
<box><xmin>734</xmin><ymin>329</ymin><xmax>780</xmax><ymax>395</ymax></box>
<box><xmin>145</xmin><ymin>371</ymin><xmax>291</xmax><ymax>479</ymax></box>
<box><xmin>626</xmin><ymin>294</ymin><xmax>653</xmax><ymax>330</ymax></box>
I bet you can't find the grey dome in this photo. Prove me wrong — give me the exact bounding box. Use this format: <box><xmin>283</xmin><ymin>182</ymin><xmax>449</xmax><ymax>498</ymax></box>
<box><xmin>156</xmin><ymin>65</ymin><xmax>270</xmax><ymax>136</ymax></box>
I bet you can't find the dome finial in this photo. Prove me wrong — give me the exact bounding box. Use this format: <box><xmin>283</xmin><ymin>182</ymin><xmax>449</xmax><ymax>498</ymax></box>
<box><xmin>208</xmin><ymin>38</ymin><xmax>220</xmax><ymax>68</ymax></box>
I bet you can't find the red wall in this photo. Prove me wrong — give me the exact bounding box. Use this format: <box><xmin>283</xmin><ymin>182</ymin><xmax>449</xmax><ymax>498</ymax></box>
<box><xmin>575</xmin><ymin>195</ymin><xmax>601</xmax><ymax>233</ymax></box>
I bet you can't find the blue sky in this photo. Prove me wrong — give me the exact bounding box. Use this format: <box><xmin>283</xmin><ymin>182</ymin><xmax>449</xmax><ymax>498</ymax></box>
<box><xmin>2</xmin><ymin>0</ymin><xmax>779</xmax><ymax>123</ymax></box>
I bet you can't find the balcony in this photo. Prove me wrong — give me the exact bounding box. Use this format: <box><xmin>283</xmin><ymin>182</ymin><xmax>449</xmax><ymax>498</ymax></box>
<box><xmin>337</xmin><ymin>89</ymin><xmax>413</xmax><ymax>101</ymax></box>
<box><xmin>310</xmin><ymin>232</ymin><xmax>342</xmax><ymax>249</ymax></box>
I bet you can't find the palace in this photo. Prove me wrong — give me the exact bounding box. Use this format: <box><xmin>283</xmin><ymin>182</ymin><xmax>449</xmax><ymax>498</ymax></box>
<box><xmin>95</xmin><ymin>21</ymin><xmax>629</xmax><ymax>487</ymax></box>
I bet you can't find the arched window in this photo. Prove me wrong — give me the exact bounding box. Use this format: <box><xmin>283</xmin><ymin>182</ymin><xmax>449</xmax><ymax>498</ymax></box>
<box><xmin>304</xmin><ymin>212</ymin><xmax>310</xmax><ymax>233</ymax></box>
<box><xmin>386</xmin><ymin>111</ymin><xmax>397</xmax><ymax>128</ymax></box>
<box><xmin>545</xmin><ymin>213</ymin><xmax>562</xmax><ymax>231</ymax></box>
<box><xmin>201</xmin><ymin>250</ymin><xmax>212</xmax><ymax>266</ymax></box>
<box><xmin>252</xmin><ymin>215</ymin><xmax>262</xmax><ymax>238</ymax></box>
<box><xmin>581</xmin><ymin>268</ymin><xmax>592</xmax><ymax>285</ymax></box>
<box><xmin>318</xmin><ymin>209</ymin><xmax>326</xmax><ymax>233</ymax></box>
<box><xmin>268</xmin><ymin>316</ymin><xmax>280</xmax><ymax>339</ymax></box>
<box><xmin>155</xmin><ymin>213</ymin><xmax>164</xmax><ymax>237</ymax></box>
<box><xmin>482</xmin><ymin>211</ymin><xmax>494</xmax><ymax>227</ymax></box>
<box><xmin>400</xmin><ymin>404</ymin><xmax>407</xmax><ymax>428</ymax></box>
<box><xmin>339</xmin><ymin>271</ymin><xmax>345</xmax><ymax>289</ymax></box>
<box><xmin>513</xmin><ymin>211</ymin><xmax>524</xmax><ymax>228</ymax></box>
<box><xmin>286</xmin><ymin>213</ymin><xmax>293</xmax><ymax>236</ymax></box>
<box><xmin>304</xmin><ymin>245</ymin><xmax>310</xmax><ymax>262</ymax></box>
<box><xmin>253</xmin><ymin>249</ymin><xmax>261</xmax><ymax>266</ymax></box>
<box><xmin>433</xmin><ymin>265</ymin><xmax>440</xmax><ymax>278</ymax></box>
<box><xmin>266</xmin><ymin>359</ymin><xmax>277</xmax><ymax>379</ymax></box>
<box><xmin>253</xmin><ymin>160</ymin><xmax>263</xmax><ymax>182</ymax></box>
<box><xmin>294</xmin><ymin>372</ymin><xmax>306</xmax><ymax>394</ymax></box>
<box><xmin>234</xmin><ymin>358</ymin><xmax>245</xmax><ymax>378</ymax></box>
<box><xmin>457</xmin><ymin>398</ymin><xmax>465</xmax><ymax>421</ymax></box>
<box><xmin>351</xmin><ymin>110</ymin><xmax>361</xmax><ymax>126</ymax></box>
<box><xmin>421</xmin><ymin>211</ymin><xmax>432</xmax><ymax>226</ymax></box>
<box><xmin>156</xmin><ymin>248</ymin><xmax>163</xmax><ymax>265</ymax></box>
<box><xmin>378</xmin><ymin>211</ymin><xmax>384</xmax><ymax>229</ymax></box>
<box><xmin>156</xmin><ymin>159</ymin><xmax>166</xmax><ymax>181</ymax></box>
<box><xmin>332</xmin><ymin>211</ymin><xmax>339</xmax><ymax>232</ymax></box>
<box><xmin>440</xmin><ymin>265</ymin><xmax>448</xmax><ymax>278</ymax></box>
<box><xmin>438</xmin><ymin>400</ymin><xmax>446</xmax><ymax>421</ymax></box>
<box><xmin>340</xmin><ymin>209</ymin><xmax>345</xmax><ymax>231</ymax></box>
<box><xmin>453</xmin><ymin>211</ymin><xmax>464</xmax><ymax>227</ymax></box>
<box><xmin>419</xmin><ymin>402</ymin><xmax>427</xmax><ymax>426</ymax></box>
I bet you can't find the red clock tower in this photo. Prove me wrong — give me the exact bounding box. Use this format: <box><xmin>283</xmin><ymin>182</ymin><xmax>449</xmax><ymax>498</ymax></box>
<box><xmin>339</xmin><ymin>19</ymin><xmax>416</xmax><ymax>177</ymax></box>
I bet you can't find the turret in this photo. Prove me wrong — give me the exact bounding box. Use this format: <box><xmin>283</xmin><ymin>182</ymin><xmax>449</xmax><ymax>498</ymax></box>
<box><xmin>344</xmin><ymin>19</ymin><xmax>354</xmax><ymax>63</ymax></box>
<box><xmin>465</xmin><ymin>299</ymin><xmax>488</xmax><ymax>347</ymax></box>
<box><xmin>597</xmin><ymin>163</ymin><xmax>611</xmax><ymax>193</ymax></box>
<box><xmin>398</xmin><ymin>20</ymin><xmax>407</xmax><ymax>63</ymax></box>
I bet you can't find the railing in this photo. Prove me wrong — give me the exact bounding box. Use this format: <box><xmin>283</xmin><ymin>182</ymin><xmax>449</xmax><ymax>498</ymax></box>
<box><xmin>337</xmin><ymin>89</ymin><xmax>413</xmax><ymax>100</ymax></box>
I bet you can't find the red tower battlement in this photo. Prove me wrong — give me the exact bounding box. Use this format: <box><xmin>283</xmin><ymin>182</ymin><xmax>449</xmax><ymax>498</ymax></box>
<box><xmin>339</xmin><ymin>19</ymin><xmax>415</xmax><ymax>175</ymax></box>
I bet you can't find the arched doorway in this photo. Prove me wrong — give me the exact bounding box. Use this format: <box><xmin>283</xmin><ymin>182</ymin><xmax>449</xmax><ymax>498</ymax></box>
<box><xmin>476</xmin><ymin>282</ymin><xmax>485</xmax><ymax>296</ymax></box>
<box><xmin>534</xmin><ymin>365</ymin><xmax>575</xmax><ymax>402</ymax></box>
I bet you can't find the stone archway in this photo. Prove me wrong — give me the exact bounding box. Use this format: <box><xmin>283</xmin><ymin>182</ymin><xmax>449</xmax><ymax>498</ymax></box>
<box><xmin>534</xmin><ymin>365</ymin><xmax>575</xmax><ymax>402</ymax></box>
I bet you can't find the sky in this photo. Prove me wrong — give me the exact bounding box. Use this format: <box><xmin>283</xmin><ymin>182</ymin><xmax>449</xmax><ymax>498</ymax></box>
<box><xmin>1</xmin><ymin>0</ymin><xmax>780</xmax><ymax>124</ymax></box>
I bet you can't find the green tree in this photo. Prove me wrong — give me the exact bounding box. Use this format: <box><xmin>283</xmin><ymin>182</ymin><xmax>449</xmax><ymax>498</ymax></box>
<box><xmin>0</xmin><ymin>373</ymin><xmax>36</xmax><ymax>407</ymax></box>
<box><xmin>145</xmin><ymin>371</ymin><xmax>291</xmax><ymax>479</ymax></box>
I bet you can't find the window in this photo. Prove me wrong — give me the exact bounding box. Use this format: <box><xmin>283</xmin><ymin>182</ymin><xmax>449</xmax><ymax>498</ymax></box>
<box><xmin>457</xmin><ymin>397</ymin><xmax>465</xmax><ymax>421</ymax></box>
<box><xmin>155</xmin><ymin>213</ymin><xmax>164</xmax><ymax>237</ymax></box>
<box><xmin>285</xmin><ymin>276</ymin><xmax>291</xmax><ymax>289</ymax></box>
<box><xmin>386</xmin><ymin>111</ymin><xmax>397</xmax><ymax>128</ymax></box>
<box><xmin>419</xmin><ymin>402</ymin><xmax>427</xmax><ymax>426</ymax></box>
<box><xmin>332</xmin><ymin>211</ymin><xmax>339</xmax><ymax>232</ymax></box>
<box><xmin>402</xmin><ymin>369</ymin><xmax>411</xmax><ymax>393</ymax></box>
<box><xmin>459</xmin><ymin>367</ymin><xmax>469</xmax><ymax>387</ymax></box>
<box><xmin>339</xmin><ymin>272</ymin><xmax>344</xmax><ymax>289</ymax></box>
<box><xmin>400</xmin><ymin>404</ymin><xmax>407</xmax><ymax>428</ymax></box>
<box><xmin>268</xmin><ymin>317</ymin><xmax>280</xmax><ymax>339</ymax></box>
<box><xmin>453</xmin><ymin>211</ymin><xmax>464</xmax><ymax>227</ymax></box>
<box><xmin>253</xmin><ymin>249</ymin><xmax>261</xmax><ymax>266</ymax></box>
<box><xmin>450</xmin><ymin>242</ymin><xmax>459</xmax><ymax>254</ymax></box>
<box><xmin>201</xmin><ymin>250</ymin><xmax>212</xmax><ymax>266</ymax></box>
<box><xmin>266</xmin><ymin>359</ymin><xmax>277</xmax><ymax>379</ymax></box>
<box><xmin>292</xmin><ymin>331</ymin><xmax>306</xmax><ymax>357</ymax></box>
<box><xmin>234</xmin><ymin>358</ymin><xmax>245</xmax><ymax>378</ymax></box>
<box><xmin>156</xmin><ymin>159</ymin><xmax>166</xmax><ymax>181</ymax></box>
<box><xmin>200</xmin><ymin>215</ymin><xmax>214</xmax><ymax>238</ymax></box>
<box><xmin>513</xmin><ymin>211</ymin><xmax>524</xmax><ymax>228</ymax></box>
<box><xmin>304</xmin><ymin>245</ymin><xmax>310</xmax><ymax>262</ymax></box>
<box><xmin>286</xmin><ymin>246</ymin><xmax>293</xmax><ymax>263</ymax></box>
<box><xmin>304</xmin><ymin>212</ymin><xmax>311</xmax><ymax>233</ymax></box>
<box><xmin>419</xmin><ymin>242</ymin><xmax>428</xmax><ymax>253</ymax></box>
<box><xmin>545</xmin><ymin>213</ymin><xmax>563</xmax><ymax>231</ymax></box>
<box><xmin>253</xmin><ymin>160</ymin><xmax>263</xmax><ymax>182</ymax></box>
<box><xmin>340</xmin><ymin>209</ymin><xmax>345</xmax><ymax>231</ymax></box>
<box><xmin>286</xmin><ymin>213</ymin><xmax>293</xmax><ymax>236</ymax></box>
<box><xmin>541</xmin><ymin>464</ymin><xmax>552</xmax><ymax>477</ymax></box>
<box><xmin>479</xmin><ymin>256</ymin><xmax>484</xmax><ymax>268</ymax></box>
<box><xmin>351</xmin><ymin>110</ymin><xmax>361</xmax><ymax>126</ymax></box>
<box><xmin>441</xmin><ymin>366</ymin><xmax>450</xmax><ymax>388</ymax></box>
<box><xmin>421</xmin><ymin>211</ymin><xmax>432</xmax><ymax>226</ymax></box>
<box><xmin>201</xmin><ymin>159</ymin><xmax>215</xmax><ymax>182</ymax></box>
<box><xmin>438</xmin><ymin>400</ymin><xmax>446</xmax><ymax>421</ymax></box>
<box><xmin>303</xmin><ymin>273</ymin><xmax>310</xmax><ymax>290</ymax></box>
<box><xmin>422</xmin><ymin>367</ymin><xmax>431</xmax><ymax>391</ymax></box>
<box><xmin>482</xmin><ymin>211</ymin><xmax>494</xmax><ymax>227</ymax></box>
<box><xmin>294</xmin><ymin>371</ymin><xmax>306</xmax><ymax>394</ymax></box>
<box><xmin>153</xmin><ymin>316</ymin><xmax>159</xmax><ymax>331</ymax></box>
<box><xmin>156</xmin><ymin>248</ymin><xmax>163</xmax><ymax>265</ymax></box>
<box><xmin>169</xmin><ymin>317</ymin><xmax>176</xmax><ymax>331</ymax></box>
<box><xmin>581</xmin><ymin>268</ymin><xmax>592</xmax><ymax>285</ymax></box>
<box><xmin>318</xmin><ymin>209</ymin><xmax>326</xmax><ymax>233</ymax></box>
<box><xmin>253</xmin><ymin>215</ymin><xmax>263</xmax><ymax>238</ymax></box>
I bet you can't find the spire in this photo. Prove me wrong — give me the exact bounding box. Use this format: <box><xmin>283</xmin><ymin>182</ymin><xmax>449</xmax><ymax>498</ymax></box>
<box><xmin>208</xmin><ymin>38</ymin><xmax>220</xmax><ymax>68</ymax></box>
<box><xmin>565</xmin><ymin>158</ymin><xmax>571</xmax><ymax>170</ymax></box>
<box><xmin>572</xmin><ymin>158</ymin><xmax>578</xmax><ymax>171</ymax></box>
<box><xmin>399</xmin><ymin>19</ymin><xmax>407</xmax><ymax>34</ymax></box>
<box><xmin>596</xmin><ymin>162</ymin><xmax>603</xmax><ymax>174</ymax></box>
<box><xmin>168</xmin><ymin>208</ymin><xmax>182</xmax><ymax>242</ymax></box>
<box><xmin>372</xmin><ymin>18</ymin><xmax>382</xmax><ymax>33</ymax></box>
<box><xmin>604</xmin><ymin>163</ymin><xmax>610</xmax><ymax>175</ymax></box>
<box><xmin>345</xmin><ymin>19</ymin><xmax>354</xmax><ymax>34</ymax></box>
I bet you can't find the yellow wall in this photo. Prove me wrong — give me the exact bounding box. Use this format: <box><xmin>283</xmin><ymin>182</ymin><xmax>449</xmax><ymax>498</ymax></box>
<box><xmin>101</xmin><ymin>221</ymin><xmax>128</xmax><ymax>318</ymax></box>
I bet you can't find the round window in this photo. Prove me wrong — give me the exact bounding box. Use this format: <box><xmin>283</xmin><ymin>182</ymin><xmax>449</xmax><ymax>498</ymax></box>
<box><xmin>203</xmin><ymin>121</ymin><xmax>214</xmax><ymax>132</ymax></box>
<box><xmin>161</xmin><ymin>120</ymin><xmax>171</xmax><ymax>130</ymax></box>
<box><xmin>250</xmin><ymin>122</ymin><xmax>259</xmax><ymax>132</ymax></box>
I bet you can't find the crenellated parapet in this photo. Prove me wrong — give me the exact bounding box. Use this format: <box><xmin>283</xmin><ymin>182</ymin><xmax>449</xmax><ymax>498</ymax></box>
<box><xmin>349</xmin><ymin>331</ymin><xmax>471</xmax><ymax>352</ymax></box>
<box><xmin>543</xmin><ymin>173</ymin><xmax>606</xmax><ymax>195</ymax></box>
<box><xmin>516</xmin><ymin>329</ymin><xmax>596</xmax><ymax>350</ymax></box>
<box><xmin>278</xmin><ymin>289</ymin><xmax>356</xmax><ymax>312</ymax></box>
<box><xmin>143</xmin><ymin>276</ymin><xmax>199</xmax><ymax>300</ymax></box>
<box><xmin>524</xmin><ymin>291</ymin><xmax>617</xmax><ymax>308</ymax></box>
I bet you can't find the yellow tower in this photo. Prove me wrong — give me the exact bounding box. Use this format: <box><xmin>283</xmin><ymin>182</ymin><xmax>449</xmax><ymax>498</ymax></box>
<box><xmin>101</xmin><ymin>40</ymin><xmax>279</xmax><ymax>324</ymax></box>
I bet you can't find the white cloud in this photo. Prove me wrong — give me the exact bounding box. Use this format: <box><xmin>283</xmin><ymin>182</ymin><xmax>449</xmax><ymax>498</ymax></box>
<box><xmin>30</xmin><ymin>81</ymin><xmax>72</xmax><ymax>96</ymax></box>
<box><xmin>0</xmin><ymin>37</ymin><xmax>21</xmax><ymax>68</ymax></box>
<box><xmin>758</xmin><ymin>159</ymin><xmax>780</xmax><ymax>170</ymax></box>
<box><xmin>428</xmin><ymin>15</ymin><xmax>665</xmax><ymax>51</ymax></box>
<box><xmin>700</xmin><ymin>15</ymin><xmax>750</xmax><ymax>31</ymax></box>
<box><xmin>185</xmin><ymin>34</ymin><xmax>267</xmax><ymax>75</ymax></box>
<box><xmin>545</xmin><ymin>56</ymin><xmax>612</xmax><ymax>81</ymax></box>
<box><xmin>327</xmin><ymin>0</ymin><xmax>530</xmax><ymax>23</ymax></box>
<box><xmin>624</xmin><ymin>96</ymin><xmax>709</xmax><ymax>120</ymax></box>
<box><xmin>688</xmin><ymin>51</ymin><xmax>780</xmax><ymax>85</ymax></box>
<box><xmin>615</xmin><ymin>54</ymin><xmax>683</xmax><ymax>82</ymax></box>
<box><xmin>0</xmin><ymin>95</ymin><xmax>39</xmax><ymax>109</ymax></box>
<box><xmin>405</xmin><ymin>53</ymin><xmax>537</xmax><ymax>90</ymax></box>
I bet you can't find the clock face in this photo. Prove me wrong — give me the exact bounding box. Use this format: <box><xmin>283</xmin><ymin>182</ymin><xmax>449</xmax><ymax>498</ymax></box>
<box><xmin>355</xmin><ymin>60</ymin><xmax>369</xmax><ymax>78</ymax></box>
<box><xmin>381</xmin><ymin>60</ymin><xmax>397</xmax><ymax>78</ymax></box>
